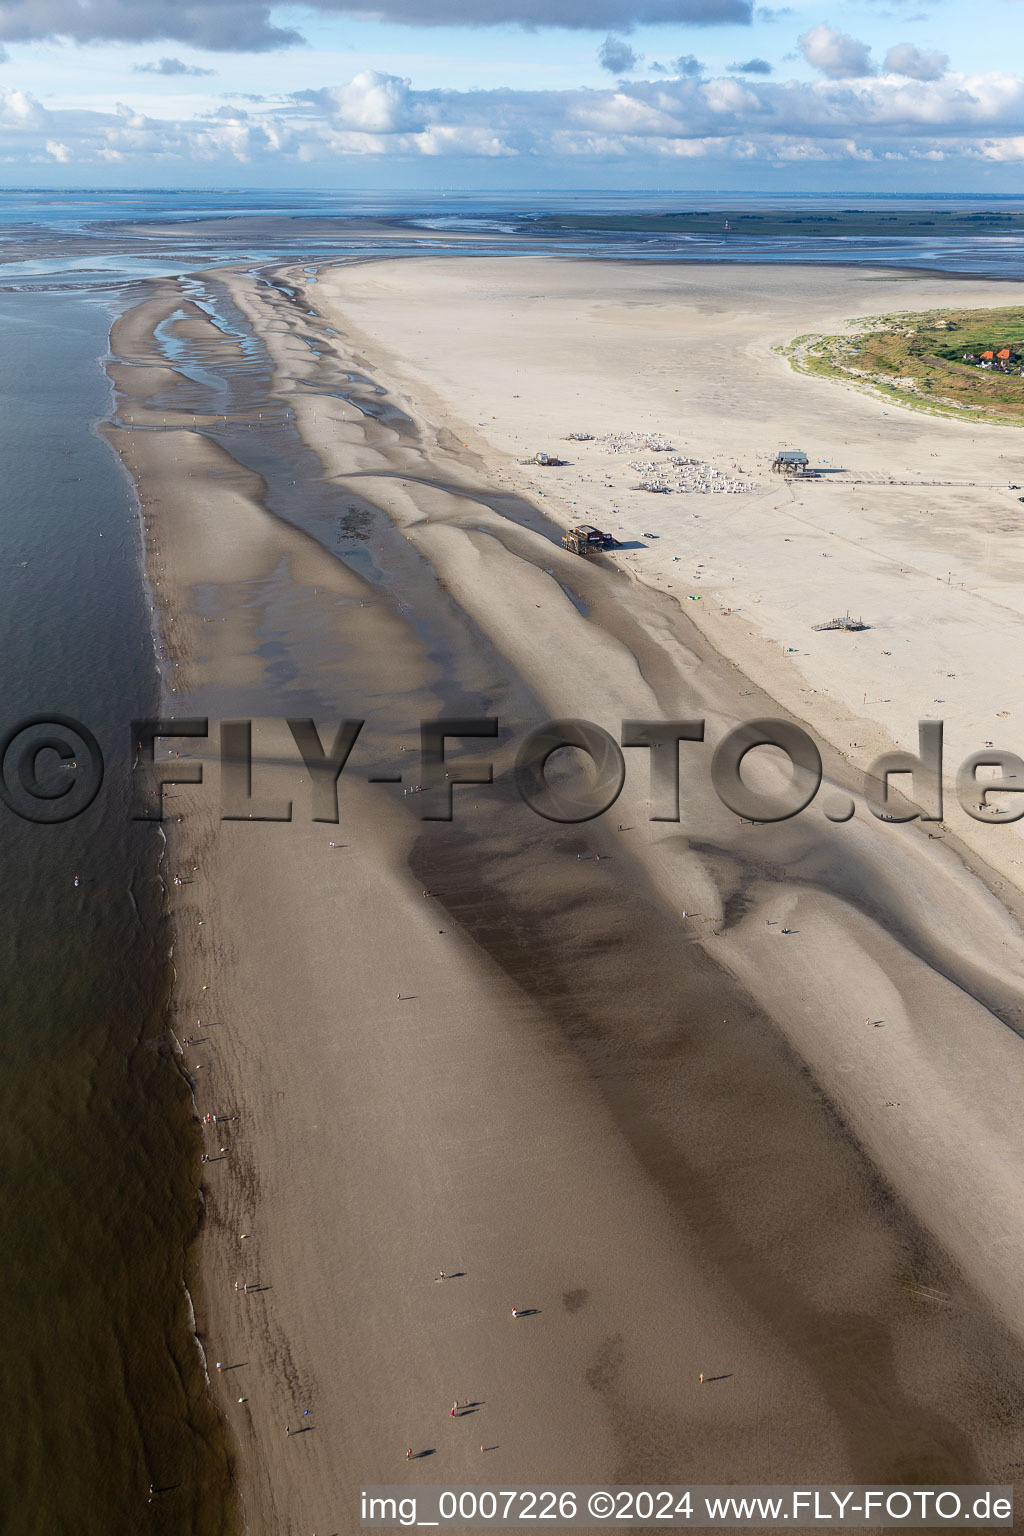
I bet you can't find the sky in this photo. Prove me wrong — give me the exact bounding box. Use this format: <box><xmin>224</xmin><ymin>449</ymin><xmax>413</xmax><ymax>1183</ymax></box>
<box><xmin>0</xmin><ymin>0</ymin><xmax>1022</xmax><ymax>191</ymax></box>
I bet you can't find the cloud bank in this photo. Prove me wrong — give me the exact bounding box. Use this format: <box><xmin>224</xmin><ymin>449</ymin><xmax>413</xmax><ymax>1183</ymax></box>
<box><xmin>7</xmin><ymin>63</ymin><xmax>1024</xmax><ymax>172</ymax></box>
<box><xmin>0</xmin><ymin>0</ymin><xmax>301</xmax><ymax>51</ymax></box>
<box><xmin>0</xmin><ymin>0</ymin><xmax>752</xmax><ymax>52</ymax></box>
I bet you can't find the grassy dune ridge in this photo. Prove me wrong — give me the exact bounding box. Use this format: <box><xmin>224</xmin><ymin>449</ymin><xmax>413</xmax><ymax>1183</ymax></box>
<box><xmin>784</xmin><ymin>305</ymin><xmax>1024</xmax><ymax>423</ymax></box>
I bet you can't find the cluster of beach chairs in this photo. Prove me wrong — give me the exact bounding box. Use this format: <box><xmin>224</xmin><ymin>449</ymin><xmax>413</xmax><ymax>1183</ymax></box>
<box><xmin>562</xmin><ymin>429</ymin><xmax>754</xmax><ymax>494</ymax></box>
<box><xmin>597</xmin><ymin>430</ymin><xmax>676</xmax><ymax>455</ymax></box>
<box><xmin>628</xmin><ymin>455</ymin><xmax>754</xmax><ymax>495</ymax></box>
<box><xmin>561</xmin><ymin>430</ymin><xmax>752</xmax><ymax>494</ymax></box>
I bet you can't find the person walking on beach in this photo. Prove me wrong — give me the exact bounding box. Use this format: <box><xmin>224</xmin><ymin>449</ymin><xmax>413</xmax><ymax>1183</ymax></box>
<box><xmin>406</xmin><ymin>1448</ymin><xmax>413</xmax><ymax>1460</ymax></box>
<box><xmin>699</xmin><ymin>1372</ymin><xmax>704</xmax><ymax>1385</ymax></box>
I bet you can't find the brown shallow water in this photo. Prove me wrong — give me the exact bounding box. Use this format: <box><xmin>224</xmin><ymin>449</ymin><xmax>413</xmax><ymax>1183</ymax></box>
<box><xmin>0</xmin><ymin>288</ymin><xmax>240</xmax><ymax>1536</ymax></box>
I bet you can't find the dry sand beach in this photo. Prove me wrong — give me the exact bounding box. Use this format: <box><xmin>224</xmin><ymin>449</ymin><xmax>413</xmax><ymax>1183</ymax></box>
<box><xmin>322</xmin><ymin>259</ymin><xmax>1024</xmax><ymax>871</ymax></box>
<box><xmin>104</xmin><ymin>255</ymin><xmax>1024</xmax><ymax>1533</ymax></box>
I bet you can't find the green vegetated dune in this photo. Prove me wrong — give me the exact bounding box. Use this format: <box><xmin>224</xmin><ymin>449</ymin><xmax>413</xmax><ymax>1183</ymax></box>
<box><xmin>787</xmin><ymin>306</ymin><xmax>1024</xmax><ymax>423</ymax></box>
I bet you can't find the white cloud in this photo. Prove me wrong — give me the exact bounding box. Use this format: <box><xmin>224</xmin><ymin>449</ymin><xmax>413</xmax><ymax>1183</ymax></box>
<box><xmin>974</xmin><ymin>136</ymin><xmax>1024</xmax><ymax>161</ymax></box>
<box><xmin>0</xmin><ymin>87</ymin><xmax>41</xmax><ymax>125</ymax></box>
<box><xmin>651</xmin><ymin>53</ymin><xmax>704</xmax><ymax>75</ymax></box>
<box><xmin>45</xmin><ymin>138</ymin><xmax>70</xmax><ymax>159</ymax></box>
<box><xmin>133</xmin><ymin>57</ymin><xmax>216</xmax><ymax>76</ymax></box>
<box><xmin>799</xmin><ymin>23</ymin><xmax>874</xmax><ymax>78</ymax></box>
<box><xmin>883</xmin><ymin>43</ymin><xmax>949</xmax><ymax>81</ymax></box>
<box><xmin>326</xmin><ymin>69</ymin><xmax>418</xmax><ymax>132</ymax></box>
<box><xmin>417</xmin><ymin>123</ymin><xmax>517</xmax><ymax>154</ymax></box>
<box><xmin>728</xmin><ymin>57</ymin><xmax>773</xmax><ymax>73</ymax></box>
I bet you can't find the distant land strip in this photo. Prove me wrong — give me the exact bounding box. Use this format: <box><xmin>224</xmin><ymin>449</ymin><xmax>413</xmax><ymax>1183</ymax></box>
<box><xmin>531</xmin><ymin>209</ymin><xmax>1024</xmax><ymax>238</ymax></box>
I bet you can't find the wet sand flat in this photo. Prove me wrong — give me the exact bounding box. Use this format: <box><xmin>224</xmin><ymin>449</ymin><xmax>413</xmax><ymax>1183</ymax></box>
<box><xmin>104</xmin><ymin>255</ymin><xmax>1024</xmax><ymax>1533</ymax></box>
